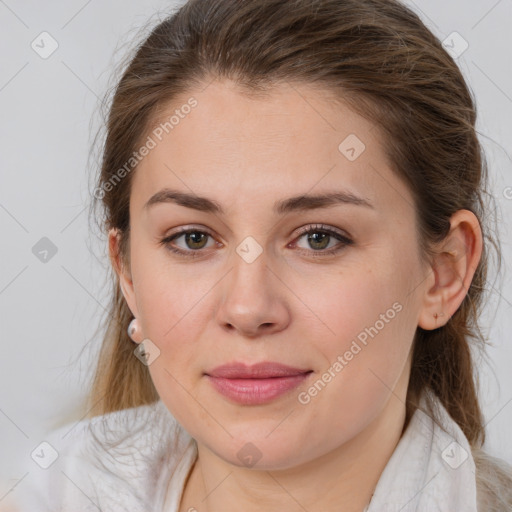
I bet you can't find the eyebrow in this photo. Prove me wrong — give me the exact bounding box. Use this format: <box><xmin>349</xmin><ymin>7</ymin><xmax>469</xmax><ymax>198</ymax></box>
<box><xmin>143</xmin><ymin>188</ymin><xmax>374</xmax><ymax>215</ymax></box>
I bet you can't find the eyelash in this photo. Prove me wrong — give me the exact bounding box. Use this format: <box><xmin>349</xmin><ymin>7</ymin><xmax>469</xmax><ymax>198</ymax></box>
<box><xmin>160</xmin><ymin>223</ymin><xmax>354</xmax><ymax>259</ymax></box>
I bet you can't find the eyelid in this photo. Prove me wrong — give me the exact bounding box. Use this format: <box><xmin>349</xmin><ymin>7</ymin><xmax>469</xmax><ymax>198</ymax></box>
<box><xmin>293</xmin><ymin>223</ymin><xmax>351</xmax><ymax>240</ymax></box>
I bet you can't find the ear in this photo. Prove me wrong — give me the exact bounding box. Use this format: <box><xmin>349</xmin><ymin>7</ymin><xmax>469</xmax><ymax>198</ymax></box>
<box><xmin>108</xmin><ymin>227</ymin><xmax>139</xmax><ymax>318</ymax></box>
<box><xmin>418</xmin><ymin>209</ymin><xmax>483</xmax><ymax>330</ymax></box>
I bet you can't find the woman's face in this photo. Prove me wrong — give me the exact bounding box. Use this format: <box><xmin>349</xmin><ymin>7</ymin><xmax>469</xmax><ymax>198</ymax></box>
<box><xmin>115</xmin><ymin>79</ymin><xmax>434</xmax><ymax>469</ymax></box>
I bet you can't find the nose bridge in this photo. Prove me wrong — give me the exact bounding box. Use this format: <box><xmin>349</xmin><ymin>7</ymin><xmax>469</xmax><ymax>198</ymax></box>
<box><xmin>228</xmin><ymin>237</ymin><xmax>272</xmax><ymax>303</ymax></box>
<box><xmin>215</xmin><ymin>238</ymin><xmax>290</xmax><ymax>335</ymax></box>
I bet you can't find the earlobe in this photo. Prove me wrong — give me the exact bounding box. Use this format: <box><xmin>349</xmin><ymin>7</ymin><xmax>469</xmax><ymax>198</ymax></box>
<box><xmin>108</xmin><ymin>227</ymin><xmax>139</xmax><ymax>318</ymax></box>
<box><xmin>417</xmin><ymin>210</ymin><xmax>483</xmax><ymax>331</ymax></box>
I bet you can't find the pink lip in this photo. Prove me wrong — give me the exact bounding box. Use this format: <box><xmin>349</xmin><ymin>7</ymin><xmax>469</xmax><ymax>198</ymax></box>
<box><xmin>205</xmin><ymin>362</ymin><xmax>312</xmax><ymax>405</ymax></box>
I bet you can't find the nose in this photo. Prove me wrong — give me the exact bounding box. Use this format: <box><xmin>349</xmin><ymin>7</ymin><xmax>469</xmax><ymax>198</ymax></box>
<box><xmin>215</xmin><ymin>248</ymin><xmax>291</xmax><ymax>338</ymax></box>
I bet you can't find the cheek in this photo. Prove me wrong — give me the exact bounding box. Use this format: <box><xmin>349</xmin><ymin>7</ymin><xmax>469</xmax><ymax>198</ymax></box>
<box><xmin>300</xmin><ymin>260</ymin><xmax>419</xmax><ymax>429</ymax></box>
<box><xmin>310</xmin><ymin>263</ymin><xmax>406</xmax><ymax>348</ymax></box>
<box><xmin>129</xmin><ymin>247</ymin><xmax>216</xmax><ymax>406</ymax></box>
<box><xmin>131</xmin><ymin>239</ymin><xmax>213</xmax><ymax>341</ymax></box>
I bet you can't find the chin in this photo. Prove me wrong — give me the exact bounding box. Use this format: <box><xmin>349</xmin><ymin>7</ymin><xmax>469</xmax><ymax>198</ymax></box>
<box><xmin>204</xmin><ymin>429</ymin><xmax>311</xmax><ymax>471</ymax></box>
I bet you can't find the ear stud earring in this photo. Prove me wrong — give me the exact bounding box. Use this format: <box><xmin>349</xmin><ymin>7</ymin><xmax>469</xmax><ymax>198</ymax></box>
<box><xmin>433</xmin><ymin>312</ymin><xmax>445</xmax><ymax>320</ymax></box>
<box><xmin>127</xmin><ymin>318</ymin><xmax>139</xmax><ymax>343</ymax></box>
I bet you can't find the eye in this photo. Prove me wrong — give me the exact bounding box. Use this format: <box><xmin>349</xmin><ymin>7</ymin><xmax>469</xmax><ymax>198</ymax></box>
<box><xmin>291</xmin><ymin>224</ymin><xmax>353</xmax><ymax>257</ymax></box>
<box><xmin>160</xmin><ymin>227</ymin><xmax>218</xmax><ymax>258</ymax></box>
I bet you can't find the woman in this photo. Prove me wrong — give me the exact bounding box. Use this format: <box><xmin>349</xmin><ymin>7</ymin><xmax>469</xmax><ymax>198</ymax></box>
<box><xmin>12</xmin><ymin>0</ymin><xmax>512</xmax><ymax>510</ymax></box>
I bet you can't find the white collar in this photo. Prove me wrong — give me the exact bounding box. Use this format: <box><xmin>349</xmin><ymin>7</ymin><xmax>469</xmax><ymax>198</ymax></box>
<box><xmin>158</xmin><ymin>389</ymin><xmax>477</xmax><ymax>511</ymax></box>
<box><xmin>366</xmin><ymin>389</ymin><xmax>477</xmax><ymax>511</ymax></box>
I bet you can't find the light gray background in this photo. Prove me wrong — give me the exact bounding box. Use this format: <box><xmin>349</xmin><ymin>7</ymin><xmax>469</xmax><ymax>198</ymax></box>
<box><xmin>1</xmin><ymin>0</ymin><xmax>511</xmax><ymax>500</ymax></box>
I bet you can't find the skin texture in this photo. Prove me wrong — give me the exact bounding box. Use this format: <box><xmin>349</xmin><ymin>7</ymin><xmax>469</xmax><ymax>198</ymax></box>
<box><xmin>109</xmin><ymin>79</ymin><xmax>482</xmax><ymax>512</ymax></box>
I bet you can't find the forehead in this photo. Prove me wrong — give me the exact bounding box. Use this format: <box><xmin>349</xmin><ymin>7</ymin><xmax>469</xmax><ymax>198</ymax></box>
<box><xmin>131</xmin><ymin>79</ymin><xmax>414</xmax><ymax>219</ymax></box>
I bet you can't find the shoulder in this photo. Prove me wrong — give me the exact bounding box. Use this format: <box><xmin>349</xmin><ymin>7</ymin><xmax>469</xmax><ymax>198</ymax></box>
<box><xmin>473</xmin><ymin>447</ymin><xmax>512</xmax><ymax>512</ymax></box>
<box><xmin>406</xmin><ymin>390</ymin><xmax>512</xmax><ymax>511</ymax></box>
<box><xmin>421</xmin><ymin>390</ymin><xmax>512</xmax><ymax>511</ymax></box>
<box><xmin>12</xmin><ymin>400</ymin><xmax>193</xmax><ymax>512</ymax></box>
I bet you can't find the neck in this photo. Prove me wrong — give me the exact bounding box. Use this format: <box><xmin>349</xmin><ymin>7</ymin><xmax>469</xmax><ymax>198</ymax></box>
<box><xmin>179</xmin><ymin>395</ymin><xmax>407</xmax><ymax>512</ymax></box>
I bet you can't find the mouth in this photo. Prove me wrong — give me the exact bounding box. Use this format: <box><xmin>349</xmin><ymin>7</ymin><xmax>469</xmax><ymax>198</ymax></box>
<box><xmin>204</xmin><ymin>362</ymin><xmax>313</xmax><ymax>405</ymax></box>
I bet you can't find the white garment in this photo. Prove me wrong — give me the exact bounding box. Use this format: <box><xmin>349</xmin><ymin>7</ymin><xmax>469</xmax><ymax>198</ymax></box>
<box><xmin>12</xmin><ymin>389</ymin><xmax>478</xmax><ymax>511</ymax></box>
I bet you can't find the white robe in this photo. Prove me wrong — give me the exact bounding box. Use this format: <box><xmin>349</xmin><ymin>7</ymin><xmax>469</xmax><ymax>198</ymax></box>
<box><xmin>10</xmin><ymin>389</ymin><xmax>479</xmax><ymax>511</ymax></box>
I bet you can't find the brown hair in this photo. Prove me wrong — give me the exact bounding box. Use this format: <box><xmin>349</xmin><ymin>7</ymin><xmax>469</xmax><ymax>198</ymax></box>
<box><xmin>88</xmin><ymin>0</ymin><xmax>503</xmax><ymax>452</ymax></box>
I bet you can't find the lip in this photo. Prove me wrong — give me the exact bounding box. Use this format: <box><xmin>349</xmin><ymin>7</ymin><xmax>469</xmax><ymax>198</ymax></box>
<box><xmin>205</xmin><ymin>362</ymin><xmax>313</xmax><ymax>405</ymax></box>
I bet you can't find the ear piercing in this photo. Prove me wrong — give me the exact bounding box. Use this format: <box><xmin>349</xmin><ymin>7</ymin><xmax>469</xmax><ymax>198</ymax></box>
<box><xmin>433</xmin><ymin>312</ymin><xmax>445</xmax><ymax>320</ymax></box>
